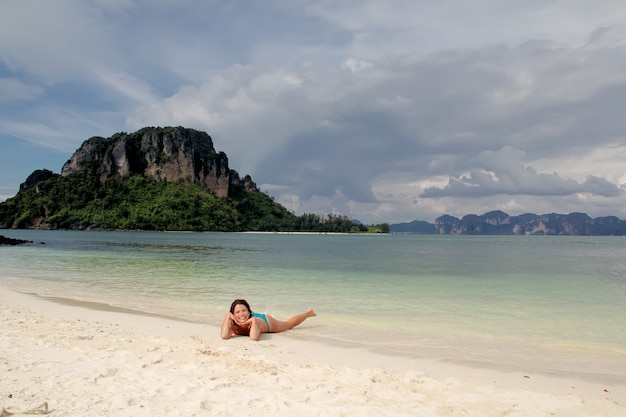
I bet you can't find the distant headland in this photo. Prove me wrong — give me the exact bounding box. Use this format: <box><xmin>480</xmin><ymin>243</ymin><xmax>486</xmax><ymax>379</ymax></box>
<box><xmin>390</xmin><ymin>210</ymin><xmax>626</xmax><ymax>235</ymax></box>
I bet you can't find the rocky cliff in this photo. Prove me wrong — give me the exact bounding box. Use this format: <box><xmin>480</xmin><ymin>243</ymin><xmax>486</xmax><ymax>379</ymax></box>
<box><xmin>1</xmin><ymin>126</ymin><xmax>295</xmax><ymax>231</ymax></box>
<box><xmin>60</xmin><ymin>126</ymin><xmax>256</xmax><ymax>198</ymax></box>
<box><xmin>433</xmin><ymin>210</ymin><xmax>626</xmax><ymax>235</ymax></box>
<box><xmin>391</xmin><ymin>210</ymin><xmax>626</xmax><ymax>235</ymax></box>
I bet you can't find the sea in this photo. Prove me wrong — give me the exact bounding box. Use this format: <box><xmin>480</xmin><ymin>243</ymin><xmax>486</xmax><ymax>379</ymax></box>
<box><xmin>1</xmin><ymin>230</ymin><xmax>625</xmax><ymax>383</ymax></box>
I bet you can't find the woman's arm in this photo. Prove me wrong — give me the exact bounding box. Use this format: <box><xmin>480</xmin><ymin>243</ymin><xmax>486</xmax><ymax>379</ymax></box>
<box><xmin>221</xmin><ymin>312</ymin><xmax>235</xmax><ymax>339</ymax></box>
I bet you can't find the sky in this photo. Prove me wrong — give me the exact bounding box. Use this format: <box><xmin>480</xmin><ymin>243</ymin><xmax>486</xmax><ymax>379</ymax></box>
<box><xmin>1</xmin><ymin>1</ymin><xmax>626</xmax><ymax>224</ymax></box>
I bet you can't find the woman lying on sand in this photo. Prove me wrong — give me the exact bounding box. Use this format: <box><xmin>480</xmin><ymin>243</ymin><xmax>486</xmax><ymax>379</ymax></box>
<box><xmin>221</xmin><ymin>299</ymin><xmax>316</xmax><ymax>341</ymax></box>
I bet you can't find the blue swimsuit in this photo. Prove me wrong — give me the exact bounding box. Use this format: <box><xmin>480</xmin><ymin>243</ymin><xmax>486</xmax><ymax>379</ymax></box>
<box><xmin>252</xmin><ymin>312</ymin><xmax>271</xmax><ymax>332</ymax></box>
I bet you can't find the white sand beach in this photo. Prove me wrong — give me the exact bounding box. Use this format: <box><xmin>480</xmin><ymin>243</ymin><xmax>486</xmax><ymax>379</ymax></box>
<box><xmin>1</xmin><ymin>285</ymin><xmax>624</xmax><ymax>417</ymax></box>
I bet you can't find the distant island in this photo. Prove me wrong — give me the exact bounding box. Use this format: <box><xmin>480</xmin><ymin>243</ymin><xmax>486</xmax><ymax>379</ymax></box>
<box><xmin>390</xmin><ymin>210</ymin><xmax>626</xmax><ymax>235</ymax></box>
<box><xmin>0</xmin><ymin>126</ymin><xmax>388</xmax><ymax>233</ymax></box>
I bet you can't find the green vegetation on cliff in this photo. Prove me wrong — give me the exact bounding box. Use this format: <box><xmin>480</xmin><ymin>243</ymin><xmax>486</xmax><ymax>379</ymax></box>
<box><xmin>0</xmin><ymin>127</ymin><xmax>388</xmax><ymax>233</ymax></box>
<box><xmin>0</xmin><ymin>172</ymin><xmax>377</xmax><ymax>232</ymax></box>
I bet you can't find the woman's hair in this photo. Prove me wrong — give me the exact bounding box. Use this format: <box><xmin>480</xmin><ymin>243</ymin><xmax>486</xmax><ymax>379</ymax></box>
<box><xmin>230</xmin><ymin>299</ymin><xmax>252</xmax><ymax>315</ymax></box>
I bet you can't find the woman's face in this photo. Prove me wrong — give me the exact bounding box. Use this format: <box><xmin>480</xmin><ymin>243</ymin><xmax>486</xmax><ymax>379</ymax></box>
<box><xmin>232</xmin><ymin>303</ymin><xmax>251</xmax><ymax>324</ymax></box>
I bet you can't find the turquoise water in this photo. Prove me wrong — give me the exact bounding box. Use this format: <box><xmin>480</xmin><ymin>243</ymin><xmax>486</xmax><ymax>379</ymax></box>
<box><xmin>1</xmin><ymin>230</ymin><xmax>625</xmax><ymax>380</ymax></box>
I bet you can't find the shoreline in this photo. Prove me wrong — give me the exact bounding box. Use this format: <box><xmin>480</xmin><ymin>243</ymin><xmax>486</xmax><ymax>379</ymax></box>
<box><xmin>17</xmin><ymin>284</ymin><xmax>626</xmax><ymax>387</ymax></box>
<box><xmin>1</xmin><ymin>285</ymin><xmax>624</xmax><ymax>416</ymax></box>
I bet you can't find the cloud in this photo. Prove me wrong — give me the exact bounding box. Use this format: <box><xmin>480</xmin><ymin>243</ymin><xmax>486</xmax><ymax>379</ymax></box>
<box><xmin>422</xmin><ymin>147</ymin><xmax>623</xmax><ymax>198</ymax></box>
<box><xmin>341</xmin><ymin>58</ymin><xmax>373</xmax><ymax>73</ymax></box>
<box><xmin>125</xmin><ymin>35</ymin><xmax>626</xmax><ymax>220</ymax></box>
<box><xmin>2</xmin><ymin>1</ymin><xmax>626</xmax><ymax>222</ymax></box>
<box><xmin>0</xmin><ymin>78</ymin><xmax>44</xmax><ymax>101</ymax></box>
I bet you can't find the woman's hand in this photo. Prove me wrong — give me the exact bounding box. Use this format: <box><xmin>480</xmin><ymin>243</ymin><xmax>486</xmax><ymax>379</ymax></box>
<box><xmin>221</xmin><ymin>312</ymin><xmax>238</xmax><ymax>339</ymax></box>
<box><xmin>234</xmin><ymin>317</ymin><xmax>253</xmax><ymax>328</ymax></box>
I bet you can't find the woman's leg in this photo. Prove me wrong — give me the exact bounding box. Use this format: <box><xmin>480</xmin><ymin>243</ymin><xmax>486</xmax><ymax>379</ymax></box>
<box><xmin>267</xmin><ymin>308</ymin><xmax>316</xmax><ymax>333</ymax></box>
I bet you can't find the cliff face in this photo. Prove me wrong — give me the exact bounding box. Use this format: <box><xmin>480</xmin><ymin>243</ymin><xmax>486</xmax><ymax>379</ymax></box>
<box><xmin>19</xmin><ymin>169</ymin><xmax>59</xmax><ymax>193</ymax></box>
<box><xmin>392</xmin><ymin>210</ymin><xmax>626</xmax><ymax>235</ymax></box>
<box><xmin>61</xmin><ymin>126</ymin><xmax>252</xmax><ymax>197</ymax></box>
<box><xmin>433</xmin><ymin>210</ymin><xmax>626</xmax><ymax>235</ymax></box>
<box><xmin>1</xmin><ymin>126</ymin><xmax>283</xmax><ymax>231</ymax></box>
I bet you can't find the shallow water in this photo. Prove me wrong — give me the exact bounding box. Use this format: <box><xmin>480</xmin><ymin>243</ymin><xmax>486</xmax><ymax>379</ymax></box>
<box><xmin>1</xmin><ymin>230</ymin><xmax>625</xmax><ymax>381</ymax></box>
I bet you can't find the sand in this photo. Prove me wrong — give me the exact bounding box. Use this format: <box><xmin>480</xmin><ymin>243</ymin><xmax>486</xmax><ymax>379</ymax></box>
<box><xmin>1</xmin><ymin>285</ymin><xmax>624</xmax><ymax>417</ymax></box>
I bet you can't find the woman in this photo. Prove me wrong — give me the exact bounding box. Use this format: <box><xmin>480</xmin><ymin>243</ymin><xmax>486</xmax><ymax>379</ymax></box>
<box><xmin>221</xmin><ymin>299</ymin><xmax>316</xmax><ymax>341</ymax></box>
